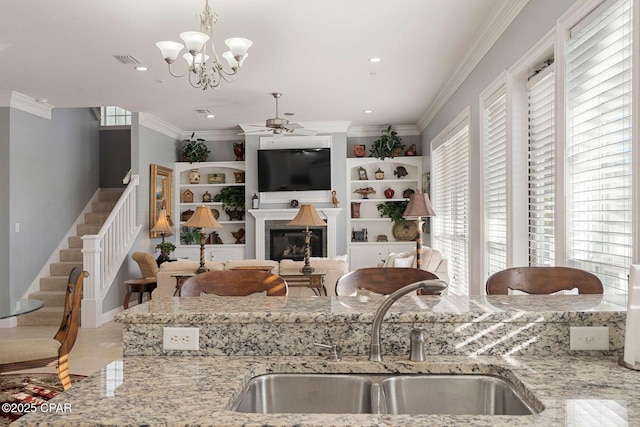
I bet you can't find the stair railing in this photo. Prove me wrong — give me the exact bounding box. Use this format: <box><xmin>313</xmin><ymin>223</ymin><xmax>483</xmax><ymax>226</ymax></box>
<box><xmin>82</xmin><ymin>173</ymin><xmax>141</xmax><ymax>327</ymax></box>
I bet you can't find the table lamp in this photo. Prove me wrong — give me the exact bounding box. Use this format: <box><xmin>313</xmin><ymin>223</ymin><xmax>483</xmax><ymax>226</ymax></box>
<box><xmin>288</xmin><ymin>204</ymin><xmax>327</xmax><ymax>274</ymax></box>
<box><xmin>150</xmin><ymin>209</ymin><xmax>174</xmax><ymax>263</ymax></box>
<box><xmin>403</xmin><ymin>193</ymin><xmax>436</xmax><ymax>269</ymax></box>
<box><xmin>184</xmin><ymin>205</ymin><xmax>221</xmax><ymax>273</ymax></box>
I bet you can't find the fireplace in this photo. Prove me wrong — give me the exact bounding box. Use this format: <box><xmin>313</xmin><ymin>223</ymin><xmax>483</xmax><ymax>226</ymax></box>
<box><xmin>266</xmin><ymin>222</ymin><xmax>326</xmax><ymax>261</ymax></box>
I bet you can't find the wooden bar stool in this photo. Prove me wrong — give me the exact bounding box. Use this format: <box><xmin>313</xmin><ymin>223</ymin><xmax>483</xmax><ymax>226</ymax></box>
<box><xmin>123</xmin><ymin>278</ymin><xmax>157</xmax><ymax>309</ymax></box>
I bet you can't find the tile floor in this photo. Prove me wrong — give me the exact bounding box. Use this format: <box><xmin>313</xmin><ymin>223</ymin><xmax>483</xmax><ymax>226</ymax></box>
<box><xmin>0</xmin><ymin>322</ymin><xmax>123</xmax><ymax>376</ymax></box>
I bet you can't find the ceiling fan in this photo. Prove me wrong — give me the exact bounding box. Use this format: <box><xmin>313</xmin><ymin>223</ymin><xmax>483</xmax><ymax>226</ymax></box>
<box><xmin>241</xmin><ymin>92</ymin><xmax>317</xmax><ymax>138</ymax></box>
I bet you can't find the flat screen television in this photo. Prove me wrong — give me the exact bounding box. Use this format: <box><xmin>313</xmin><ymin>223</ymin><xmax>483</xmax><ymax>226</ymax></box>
<box><xmin>258</xmin><ymin>148</ymin><xmax>331</xmax><ymax>192</ymax></box>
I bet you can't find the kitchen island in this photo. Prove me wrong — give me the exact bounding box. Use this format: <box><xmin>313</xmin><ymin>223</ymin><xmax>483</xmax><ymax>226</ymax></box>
<box><xmin>15</xmin><ymin>293</ymin><xmax>640</xmax><ymax>426</ymax></box>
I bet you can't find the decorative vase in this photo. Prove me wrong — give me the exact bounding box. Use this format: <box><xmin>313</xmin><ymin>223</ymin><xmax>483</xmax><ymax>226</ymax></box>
<box><xmin>225</xmin><ymin>209</ymin><xmax>245</xmax><ymax>221</ymax></box>
<box><xmin>374</xmin><ymin>168</ymin><xmax>384</xmax><ymax>180</ymax></box>
<box><xmin>351</xmin><ymin>202</ymin><xmax>361</xmax><ymax>219</ymax></box>
<box><xmin>405</xmin><ymin>143</ymin><xmax>417</xmax><ymax>156</ymax></box>
<box><xmin>233</xmin><ymin>142</ymin><xmax>245</xmax><ymax>161</ymax></box>
<box><xmin>353</xmin><ymin>144</ymin><xmax>366</xmax><ymax>157</ymax></box>
<box><xmin>384</xmin><ymin>188</ymin><xmax>395</xmax><ymax>199</ymax></box>
<box><xmin>392</xmin><ymin>147</ymin><xmax>403</xmax><ymax>157</ymax></box>
<box><xmin>403</xmin><ymin>188</ymin><xmax>415</xmax><ymax>198</ymax></box>
<box><xmin>188</xmin><ymin>169</ymin><xmax>201</xmax><ymax>184</ymax></box>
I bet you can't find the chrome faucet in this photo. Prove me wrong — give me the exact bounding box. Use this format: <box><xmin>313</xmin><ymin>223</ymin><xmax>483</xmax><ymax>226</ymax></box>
<box><xmin>369</xmin><ymin>280</ymin><xmax>447</xmax><ymax>362</ymax></box>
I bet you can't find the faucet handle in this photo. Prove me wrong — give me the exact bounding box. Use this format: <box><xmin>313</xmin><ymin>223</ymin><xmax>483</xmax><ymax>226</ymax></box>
<box><xmin>409</xmin><ymin>327</ymin><xmax>425</xmax><ymax>362</ymax></box>
<box><xmin>314</xmin><ymin>342</ymin><xmax>342</xmax><ymax>361</ymax></box>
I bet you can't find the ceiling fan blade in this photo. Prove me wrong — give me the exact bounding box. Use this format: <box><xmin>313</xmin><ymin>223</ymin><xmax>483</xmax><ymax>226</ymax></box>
<box><xmin>243</xmin><ymin>123</ymin><xmax>270</xmax><ymax>128</ymax></box>
<box><xmin>240</xmin><ymin>128</ymin><xmax>270</xmax><ymax>134</ymax></box>
<box><xmin>286</xmin><ymin>122</ymin><xmax>303</xmax><ymax>130</ymax></box>
<box><xmin>293</xmin><ymin>128</ymin><xmax>318</xmax><ymax>136</ymax></box>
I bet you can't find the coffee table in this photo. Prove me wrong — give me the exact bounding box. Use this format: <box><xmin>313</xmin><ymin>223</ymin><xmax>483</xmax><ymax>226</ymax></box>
<box><xmin>0</xmin><ymin>298</ymin><xmax>44</xmax><ymax>319</ymax></box>
<box><xmin>279</xmin><ymin>269</ymin><xmax>328</xmax><ymax>296</ymax></box>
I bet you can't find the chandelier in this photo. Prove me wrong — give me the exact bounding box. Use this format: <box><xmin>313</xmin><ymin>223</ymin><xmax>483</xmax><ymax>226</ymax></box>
<box><xmin>155</xmin><ymin>0</ymin><xmax>252</xmax><ymax>90</ymax></box>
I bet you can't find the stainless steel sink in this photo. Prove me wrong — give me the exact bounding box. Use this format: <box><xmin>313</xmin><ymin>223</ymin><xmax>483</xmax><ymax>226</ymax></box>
<box><xmin>380</xmin><ymin>374</ymin><xmax>537</xmax><ymax>415</ymax></box>
<box><xmin>232</xmin><ymin>374</ymin><xmax>373</xmax><ymax>414</ymax></box>
<box><xmin>231</xmin><ymin>373</ymin><xmax>540</xmax><ymax>415</ymax></box>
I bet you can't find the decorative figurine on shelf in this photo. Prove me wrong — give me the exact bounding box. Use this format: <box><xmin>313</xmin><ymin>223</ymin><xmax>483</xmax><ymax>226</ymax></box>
<box><xmin>384</xmin><ymin>188</ymin><xmax>395</xmax><ymax>199</ymax></box>
<box><xmin>233</xmin><ymin>142</ymin><xmax>245</xmax><ymax>161</ymax></box>
<box><xmin>183</xmin><ymin>189</ymin><xmax>194</xmax><ymax>203</ymax></box>
<box><xmin>232</xmin><ymin>228</ymin><xmax>246</xmax><ymax>244</ymax></box>
<box><xmin>374</xmin><ymin>168</ymin><xmax>384</xmax><ymax>180</ymax></box>
<box><xmin>354</xmin><ymin>187</ymin><xmax>376</xmax><ymax>199</ymax></box>
<box><xmin>377</xmin><ymin>234</ymin><xmax>388</xmax><ymax>242</ymax></box>
<box><xmin>405</xmin><ymin>144</ymin><xmax>417</xmax><ymax>156</ymax></box>
<box><xmin>331</xmin><ymin>190</ymin><xmax>340</xmax><ymax>208</ymax></box>
<box><xmin>233</xmin><ymin>172</ymin><xmax>245</xmax><ymax>183</ymax></box>
<box><xmin>394</xmin><ymin>166</ymin><xmax>408</xmax><ymax>178</ymax></box>
<box><xmin>202</xmin><ymin>191</ymin><xmax>212</xmax><ymax>203</ymax></box>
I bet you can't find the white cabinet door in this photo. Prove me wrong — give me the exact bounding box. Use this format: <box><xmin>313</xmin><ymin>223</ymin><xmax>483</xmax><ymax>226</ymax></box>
<box><xmin>348</xmin><ymin>245</ymin><xmax>388</xmax><ymax>270</ymax></box>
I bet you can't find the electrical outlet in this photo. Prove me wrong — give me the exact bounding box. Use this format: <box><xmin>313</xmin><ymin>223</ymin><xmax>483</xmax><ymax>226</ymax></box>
<box><xmin>163</xmin><ymin>327</ymin><xmax>199</xmax><ymax>350</ymax></box>
<box><xmin>570</xmin><ymin>326</ymin><xmax>609</xmax><ymax>351</ymax></box>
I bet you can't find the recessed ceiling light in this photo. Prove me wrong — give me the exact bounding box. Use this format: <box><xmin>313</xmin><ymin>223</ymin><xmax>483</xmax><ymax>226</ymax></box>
<box><xmin>135</xmin><ymin>66</ymin><xmax>148</xmax><ymax>71</ymax></box>
<box><xmin>369</xmin><ymin>57</ymin><xmax>382</xmax><ymax>63</ymax></box>
<box><xmin>206</xmin><ymin>114</ymin><xmax>215</xmax><ymax>119</ymax></box>
<box><xmin>363</xmin><ymin>110</ymin><xmax>373</xmax><ymax>114</ymax></box>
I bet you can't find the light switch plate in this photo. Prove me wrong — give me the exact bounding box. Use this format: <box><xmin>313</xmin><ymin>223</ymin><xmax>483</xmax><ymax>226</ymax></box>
<box><xmin>570</xmin><ymin>326</ymin><xmax>609</xmax><ymax>350</ymax></box>
<box><xmin>163</xmin><ymin>327</ymin><xmax>199</xmax><ymax>350</ymax></box>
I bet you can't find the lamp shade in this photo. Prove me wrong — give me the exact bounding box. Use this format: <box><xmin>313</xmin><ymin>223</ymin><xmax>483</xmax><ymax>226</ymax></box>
<box><xmin>151</xmin><ymin>209</ymin><xmax>174</xmax><ymax>235</ymax></box>
<box><xmin>403</xmin><ymin>193</ymin><xmax>436</xmax><ymax>218</ymax></box>
<box><xmin>288</xmin><ymin>204</ymin><xmax>327</xmax><ymax>227</ymax></box>
<box><xmin>184</xmin><ymin>205</ymin><xmax>221</xmax><ymax>229</ymax></box>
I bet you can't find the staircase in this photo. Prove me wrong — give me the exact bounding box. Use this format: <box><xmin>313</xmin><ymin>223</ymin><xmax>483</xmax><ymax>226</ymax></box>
<box><xmin>18</xmin><ymin>189</ymin><xmax>123</xmax><ymax>326</ymax></box>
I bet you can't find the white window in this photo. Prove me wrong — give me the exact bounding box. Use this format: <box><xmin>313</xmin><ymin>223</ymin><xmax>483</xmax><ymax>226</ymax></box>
<box><xmin>481</xmin><ymin>84</ymin><xmax>507</xmax><ymax>278</ymax></box>
<box><xmin>432</xmin><ymin>112</ymin><xmax>470</xmax><ymax>294</ymax></box>
<box><xmin>565</xmin><ymin>0</ymin><xmax>632</xmax><ymax>293</ymax></box>
<box><xmin>101</xmin><ymin>106</ymin><xmax>131</xmax><ymax>126</ymax></box>
<box><xmin>527</xmin><ymin>64</ymin><xmax>555</xmax><ymax>266</ymax></box>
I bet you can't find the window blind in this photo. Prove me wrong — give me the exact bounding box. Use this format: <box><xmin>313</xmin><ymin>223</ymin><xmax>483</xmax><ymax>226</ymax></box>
<box><xmin>566</xmin><ymin>0</ymin><xmax>632</xmax><ymax>293</ymax></box>
<box><xmin>482</xmin><ymin>91</ymin><xmax>507</xmax><ymax>277</ymax></box>
<box><xmin>527</xmin><ymin>66</ymin><xmax>555</xmax><ymax>266</ymax></box>
<box><xmin>432</xmin><ymin>125</ymin><xmax>469</xmax><ymax>294</ymax></box>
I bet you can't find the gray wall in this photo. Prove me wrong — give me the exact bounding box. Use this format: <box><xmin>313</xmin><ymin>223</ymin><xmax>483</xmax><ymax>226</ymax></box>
<box><xmin>102</xmin><ymin>115</ymin><xmax>180</xmax><ymax>312</ymax></box>
<box><xmin>0</xmin><ymin>108</ymin><xmax>10</xmax><ymax>302</ymax></box>
<box><xmin>7</xmin><ymin>108</ymin><xmax>99</xmax><ymax>298</ymax></box>
<box><xmin>421</xmin><ymin>0</ymin><xmax>578</xmax><ymax>293</ymax></box>
<box><xmin>99</xmin><ymin>128</ymin><xmax>131</xmax><ymax>188</ymax></box>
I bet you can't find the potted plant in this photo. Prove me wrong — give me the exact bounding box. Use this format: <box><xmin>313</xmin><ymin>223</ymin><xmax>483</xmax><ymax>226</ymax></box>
<box><xmin>155</xmin><ymin>241</ymin><xmax>176</xmax><ymax>262</ymax></box>
<box><xmin>213</xmin><ymin>186</ymin><xmax>245</xmax><ymax>220</ymax></box>
<box><xmin>180</xmin><ymin>226</ymin><xmax>201</xmax><ymax>245</ymax></box>
<box><xmin>369</xmin><ymin>125</ymin><xmax>405</xmax><ymax>160</ymax></box>
<box><xmin>181</xmin><ymin>132</ymin><xmax>210</xmax><ymax>163</ymax></box>
<box><xmin>377</xmin><ymin>200</ymin><xmax>409</xmax><ymax>223</ymax></box>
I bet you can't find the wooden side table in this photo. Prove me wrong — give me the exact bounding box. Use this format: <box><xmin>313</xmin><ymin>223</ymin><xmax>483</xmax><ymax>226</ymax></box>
<box><xmin>171</xmin><ymin>273</ymin><xmax>196</xmax><ymax>296</ymax></box>
<box><xmin>279</xmin><ymin>269</ymin><xmax>328</xmax><ymax>296</ymax></box>
<box><xmin>123</xmin><ymin>278</ymin><xmax>157</xmax><ymax>309</ymax></box>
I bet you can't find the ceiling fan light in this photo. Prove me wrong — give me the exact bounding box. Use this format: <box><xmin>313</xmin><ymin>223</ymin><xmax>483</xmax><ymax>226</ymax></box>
<box><xmin>224</xmin><ymin>37</ymin><xmax>252</xmax><ymax>58</ymax></box>
<box><xmin>180</xmin><ymin>31</ymin><xmax>210</xmax><ymax>53</ymax></box>
<box><xmin>222</xmin><ymin>51</ymin><xmax>247</xmax><ymax>68</ymax></box>
<box><xmin>156</xmin><ymin>41</ymin><xmax>184</xmax><ymax>61</ymax></box>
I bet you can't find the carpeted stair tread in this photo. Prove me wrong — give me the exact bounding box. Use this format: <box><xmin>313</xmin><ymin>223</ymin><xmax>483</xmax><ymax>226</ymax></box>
<box><xmin>84</xmin><ymin>212</ymin><xmax>109</xmax><ymax>225</ymax></box>
<box><xmin>59</xmin><ymin>248</ymin><xmax>82</xmax><ymax>262</ymax></box>
<box><xmin>17</xmin><ymin>307</ymin><xmax>63</xmax><ymax>326</ymax></box>
<box><xmin>28</xmin><ymin>291</ymin><xmax>66</xmax><ymax>306</ymax></box>
<box><xmin>40</xmin><ymin>276</ymin><xmax>68</xmax><ymax>292</ymax></box>
<box><xmin>76</xmin><ymin>223</ymin><xmax>102</xmax><ymax>235</ymax></box>
<box><xmin>68</xmin><ymin>236</ymin><xmax>83</xmax><ymax>248</ymax></box>
<box><xmin>91</xmin><ymin>201</ymin><xmax>117</xmax><ymax>213</ymax></box>
<box><xmin>50</xmin><ymin>262</ymin><xmax>83</xmax><ymax>277</ymax></box>
<box><xmin>99</xmin><ymin>189</ymin><xmax>124</xmax><ymax>202</ymax></box>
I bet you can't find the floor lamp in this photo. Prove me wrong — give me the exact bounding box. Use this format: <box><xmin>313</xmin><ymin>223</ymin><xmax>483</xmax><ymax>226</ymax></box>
<box><xmin>288</xmin><ymin>204</ymin><xmax>327</xmax><ymax>274</ymax></box>
<box><xmin>403</xmin><ymin>193</ymin><xmax>436</xmax><ymax>269</ymax></box>
<box><xmin>150</xmin><ymin>209</ymin><xmax>174</xmax><ymax>263</ymax></box>
<box><xmin>184</xmin><ymin>205</ymin><xmax>221</xmax><ymax>273</ymax></box>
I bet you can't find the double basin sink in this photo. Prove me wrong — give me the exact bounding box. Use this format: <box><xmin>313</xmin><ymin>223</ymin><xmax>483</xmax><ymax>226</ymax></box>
<box><xmin>232</xmin><ymin>373</ymin><xmax>541</xmax><ymax>415</ymax></box>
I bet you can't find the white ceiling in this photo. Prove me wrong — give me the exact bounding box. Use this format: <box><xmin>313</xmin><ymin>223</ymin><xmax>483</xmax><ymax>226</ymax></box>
<box><xmin>0</xmin><ymin>0</ymin><xmax>517</xmax><ymax>135</ymax></box>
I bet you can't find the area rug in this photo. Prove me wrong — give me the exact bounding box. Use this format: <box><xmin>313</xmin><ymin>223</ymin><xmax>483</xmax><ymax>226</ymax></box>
<box><xmin>0</xmin><ymin>373</ymin><xmax>85</xmax><ymax>425</ymax></box>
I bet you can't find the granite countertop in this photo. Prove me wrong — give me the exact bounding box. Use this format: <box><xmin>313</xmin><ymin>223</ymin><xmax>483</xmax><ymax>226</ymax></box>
<box><xmin>114</xmin><ymin>294</ymin><xmax>628</xmax><ymax>324</ymax></box>
<box><xmin>15</xmin><ymin>354</ymin><xmax>640</xmax><ymax>426</ymax></box>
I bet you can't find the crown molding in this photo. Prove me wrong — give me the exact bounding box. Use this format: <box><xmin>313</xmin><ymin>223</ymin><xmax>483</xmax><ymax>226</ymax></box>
<box><xmin>347</xmin><ymin>124</ymin><xmax>420</xmax><ymax>138</ymax></box>
<box><xmin>0</xmin><ymin>91</ymin><xmax>53</xmax><ymax>120</ymax></box>
<box><xmin>138</xmin><ymin>113</ymin><xmax>182</xmax><ymax>140</ymax></box>
<box><xmin>416</xmin><ymin>0</ymin><xmax>530</xmax><ymax>132</ymax></box>
<box><xmin>191</xmin><ymin>129</ymin><xmax>245</xmax><ymax>141</ymax></box>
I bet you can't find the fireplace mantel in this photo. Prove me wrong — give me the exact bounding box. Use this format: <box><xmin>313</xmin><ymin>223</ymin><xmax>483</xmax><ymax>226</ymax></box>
<box><xmin>249</xmin><ymin>208</ymin><xmax>342</xmax><ymax>260</ymax></box>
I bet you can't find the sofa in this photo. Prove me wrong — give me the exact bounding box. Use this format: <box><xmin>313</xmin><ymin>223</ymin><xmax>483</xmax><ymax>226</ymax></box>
<box><xmin>154</xmin><ymin>256</ymin><xmax>349</xmax><ymax>299</ymax></box>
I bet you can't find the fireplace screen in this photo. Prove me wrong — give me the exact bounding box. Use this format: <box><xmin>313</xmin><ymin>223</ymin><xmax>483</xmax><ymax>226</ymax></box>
<box><xmin>269</xmin><ymin>228</ymin><xmax>325</xmax><ymax>261</ymax></box>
